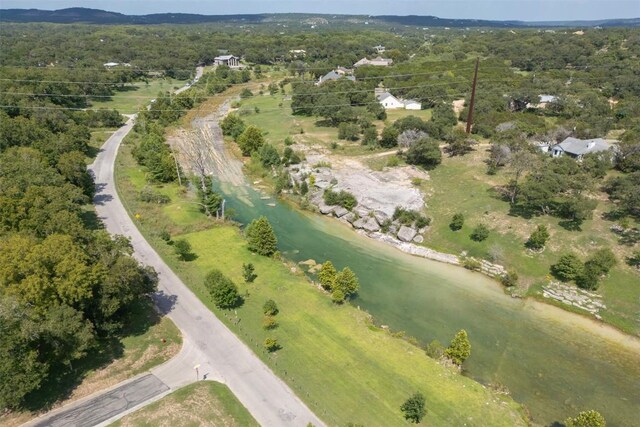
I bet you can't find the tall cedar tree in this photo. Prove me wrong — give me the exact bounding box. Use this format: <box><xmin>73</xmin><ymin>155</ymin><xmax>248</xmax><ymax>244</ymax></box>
<box><xmin>204</xmin><ymin>269</ymin><xmax>242</xmax><ymax>309</ymax></box>
<box><xmin>445</xmin><ymin>329</ymin><xmax>471</xmax><ymax>365</ymax></box>
<box><xmin>246</xmin><ymin>216</ymin><xmax>278</xmax><ymax>256</ymax></box>
<box><xmin>318</xmin><ymin>261</ymin><xmax>337</xmax><ymax>290</ymax></box>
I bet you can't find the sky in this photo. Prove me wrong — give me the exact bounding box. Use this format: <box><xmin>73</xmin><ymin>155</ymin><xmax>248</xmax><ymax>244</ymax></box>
<box><xmin>0</xmin><ymin>0</ymin><xmax>638</xmax><ymax>21</ymax></box>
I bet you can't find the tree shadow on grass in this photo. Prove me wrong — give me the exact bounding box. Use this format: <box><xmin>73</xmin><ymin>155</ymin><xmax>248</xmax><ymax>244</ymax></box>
<box><xmin>558</xmin><ymin>219</ymin><xmax>583</xmax><ymax>232</ymax></box>
<box><xmin>22</xmin><ymin>299</ymin><xmax>161</xmax><ymax>412</ymax></box>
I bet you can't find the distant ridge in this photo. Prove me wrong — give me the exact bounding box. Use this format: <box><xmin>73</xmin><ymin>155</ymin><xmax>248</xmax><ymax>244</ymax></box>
<box><xmin>0</xmin><ymin>7</ymin><xmax>638</xmax><ymax>27</ymax></box>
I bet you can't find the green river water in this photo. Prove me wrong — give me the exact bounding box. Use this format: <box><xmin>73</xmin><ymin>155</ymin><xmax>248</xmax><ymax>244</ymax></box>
<box><xmin>220</xmin><ymin>182</ymin><xmax>640</xmax><ymax>426</ymax></box>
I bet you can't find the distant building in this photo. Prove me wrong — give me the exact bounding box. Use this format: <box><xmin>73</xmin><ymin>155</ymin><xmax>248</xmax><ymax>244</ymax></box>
<box><xmin>353</xmin><ymin>56</ymin><xmax>393</xmax><ymax>67</ymax></box>
<box><xmin>103</xmin><ymin>62</ymin><xmax>131</xmax><ymax>68</ymax></box>
<box><xmin>317</xmin><ymin>70</ymin><xmax>356</xmax><ymax>85</ymax></box>
<box><xmin>550</xmin><ymin>137</ymin><xmax>613</xmax><ymax>161</ymax></box>
<box><xmin>289</xmin><ymin>49</ymin><xmax>306</xmax><ymax>58</ymax></box>
<box><xmin>214</xmin><ymin>55</ymin><xmax>240</xmax><ymax>67</ymax></box>
<box><xmin>375</xmin><ymin>90</ymin><xmax>421</xmax><ymax>110</ymax></box>
<box><xmin>373</xmin><ymin>45</ymin><xmax>386</xmax><ymax>53</ymax></box>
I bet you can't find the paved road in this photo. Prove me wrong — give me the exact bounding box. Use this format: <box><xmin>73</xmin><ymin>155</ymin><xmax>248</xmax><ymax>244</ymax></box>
<box><xmin>85</xmin><ymin>112</ymin><xmax>323</xmax><ymax>425</ymax></box>
<box><xmin>31</xmin><ymin>375</ymin><xmax>169</xmax><ymax>427</ymax></box>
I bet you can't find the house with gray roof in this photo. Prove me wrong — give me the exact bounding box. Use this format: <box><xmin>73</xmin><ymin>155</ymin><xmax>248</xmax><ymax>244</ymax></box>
<box><xmin>317</xmin><ymin>70</ymin><xmax>356</xmax><ymax>85</ymax></box>
<box><xmin>550</xmin><ymin>137</ymin><xmax>613</xmax><ymax>161</ymax></box>
<box><xmin>214</xmin><ymin>55</ymin><xmax>240</xmax><ymax>67</ymax></box>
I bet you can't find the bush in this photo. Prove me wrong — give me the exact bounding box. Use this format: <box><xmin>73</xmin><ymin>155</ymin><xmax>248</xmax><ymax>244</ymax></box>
<box><xmin>450</xmin><ymin>213</ymin><xmax>464</xmax><ymax>231</ymax></box>
<box><xmin>264</xmin><ymin>337</ymin><xmax>280</xmax><ymax>352</ymax></box>
<box><xmin>174</xmin><ymin>239</ymin><xmax>193</xmax><ymax>261</ymax></box>
<box><xmin>386</xmin><ymin>156</ymin><xmax>400</xmax><ymax>167</ymax></box>
<box><xmin>576</xmin><ymin>263</ymin><xmax>602</xmax><ymax>290</ymax></box>
<box><xmin>259</xmin><ymin>143</ymin><xmax>281</xmax><ymax>167</ymax></box>
<box><xmin>405</xmin><ymin>138</ymin><xmax>442</xmax><ymax>169</ymax></box>
<box><xmin>318</xmin><ymin>261</ymin><xmax>337</xmax><ymax>290</ymax></box>
<box><xmin>240</xmin><ymin>88</ymin><xmax>253</xmax><ymax>98</ymax></box>
<box><xmin>400</xmin><ymin>392</ymin><xmax>427</xmax><ymax>424</ymax></box>
<box><xmin>262</xmin><ymin>316</ymin><xmax>278</xmax><ymax>330</ymax></box>
<box><xmin>551</xmin><ymin>253</ymin><xmax>583</xmax><ymax>282</ymax></box>
<box><xmin>323</xmin><ymin>189</ymin><xmax>358</xmax><ymax>210</ymax></box>
<box><xmin>362</xmin><ymin>126</ymin><xmax>378</xmax><ymax>145</ymax></box>
<box><xmin>627</xmin><ymin>250</ymin><xmax>640</xmax><ymax>268</ymax></box>
<box><xmin>424</xmin><ymin>339</ymin><xmax>445</xmax><ymax>359</ymax></box>
<box><xmin>501</xmin><ymin>270</ymin><xmax>519</xmax><ymax>287</ymax></box>
<box><xmin>246</xmin><ymin>216</ymin><xmax>278</xmax><ymax>256</ymax></box>
<box><xmin>204</xmin><ymin>269</ymin><xmax>242</xmax><ymax>309</ymax></box>
<box><xmin>444</xmin><ymin>329</ymin><xmax>471</xmax><ymax>365</ymax></box>
<box><xmin>564</xmin><ymin>410</ymin><xmax>606</xmax><ymax>427</ymax></box>
<box><xmin>470</xmin><ymin>224</ymin><xmax>490</xmax><ymax>242</ymax></box>
<box><xmin>526</xmin><ymin>225</ymin><xmax>550</xmax><ymax>250</ymax></box>
<box><xmin>333</xmin><ymin>267</ymin><xmax>359</xmax><ymax>297</ymax></box>
<box><xmin>263</xmin><ymin>299</ymin><xmax>279</xmax><ymax>316</ymax></box>
<box><xmin>284</xmin><ymin>136</ymin><xmax>295</xmax><ymax>146</ymax></box>
<box><xmin>380</xmin><ymin>126</ymin><xmax>399</xmax><ymax>148</ymax></box>
<box><xmin>393</xmin><ymin>207</ymin><xmax>430</xmax><ymax>228</ymax></box>
<box><xmin>242</xmin><ymin>263</ymin><xmax>257</xmax><ymax>283</ymax></box>
<box><xmin>237</xmin><ymin>126</ymin><xmax>265</xmax><ymax>156</ymax></box>
<box><xmin>462</xmin><ymin>257</ymin><xmax>481</xmax><ymax>271</ymax></box>
<box><xmin>220</xmin><ymin>113</ymin><xmax>246</xmax><ymax>139</ymax></box>
<box><xmin>331</xmin><ymin>289</ymin><xmax>346</xmax><ymax>304</ymax></box>
<box><xmin>139</xmin><ymin>186</ymin><xmax>170</xmax><ymax>204</ymax></box>
<box><xmin>585</xmin><ymin>248</ymin><xmax>617</xmax><ymax>276</ymax></box>
<box><xmin>159</xmin><ymin>230</ymin><xmax>171</xmax><ymax>242</ymax></box>
<box><xmin>338</xmin><ymin>122</ymin><xmax>360</xmax><ymax>141</ymax></box>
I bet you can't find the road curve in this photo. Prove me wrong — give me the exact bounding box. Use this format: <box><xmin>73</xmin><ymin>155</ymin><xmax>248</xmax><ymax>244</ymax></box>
<box><xmin>86</xmin><ymin>116</ymin><xmax>325</xmax><ymax>426</ymax></box>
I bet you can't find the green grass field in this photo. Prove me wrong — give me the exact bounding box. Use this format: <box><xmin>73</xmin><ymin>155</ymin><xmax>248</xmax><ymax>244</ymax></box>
<box><xmin>115</xmin><ymin>138</ymin><xmax>527</xmax><ymax>426</ymax></box>
<box><xmin>419</xmin><ymin>149</ymin><xmax>640</xmax><ymax>335</ymax></box>
<box><xmin>111</xmin><ymin>381</ymin><xmax>258</xmax><ymax>427</ymax></box>
<box><xmin>92</xmin><ymin>78</ymin><xmax>188</xmax><ymax>114</ymax></box>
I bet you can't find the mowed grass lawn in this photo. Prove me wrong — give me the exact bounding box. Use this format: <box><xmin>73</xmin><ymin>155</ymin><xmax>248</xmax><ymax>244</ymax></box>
<box><xmin>92</xmin><ymin>78</ymin><xmax>188</xmax><ymax>114</ymax></box>
<box><xmin>115</xmin><ymin>138</ymin><xmax>527</xmax><ymax>426</ymax></box>
<box><xmin>420</xmin><ymin>148</ymin><xmax>640</xmax><ymax>335</ymax></box>
<box><xmin>111</xmin><ymin>381</ymin><xmax>258</xmax><ymax>427</ymax></box>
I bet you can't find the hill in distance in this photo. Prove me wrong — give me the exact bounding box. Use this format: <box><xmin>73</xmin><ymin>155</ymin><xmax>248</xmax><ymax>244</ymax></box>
<box><xmin>0</xmin><ymin>7</ymin><xmax>638</xmax><ymax>27</ymax></box>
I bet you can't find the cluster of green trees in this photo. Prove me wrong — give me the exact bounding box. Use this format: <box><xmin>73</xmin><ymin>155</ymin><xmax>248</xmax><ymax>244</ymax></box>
<box><xmin>323</xmin><ymin>189</ymin><xmax>358</xmax><ymax>210</ymax></box>
<box><xmin>318</xmin><ymin>261</ymin><xmax>360</xmax><ymax>303</ymax></box>
<box><xmin>0</xmin><ymin>96</ymin><xmax>157</xmax><ymax>411</ymax></box>
<box><xmin>551</xmin><ymin>249</ymin><xmax>617</xmax><ymax>290</ymax></box>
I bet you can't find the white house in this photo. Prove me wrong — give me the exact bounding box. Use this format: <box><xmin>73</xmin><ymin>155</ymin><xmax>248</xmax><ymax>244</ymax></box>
<box><xmin>404</xmin><ymin>100</ymin><xmax>422</xmax><ymax>110</ymax></box>
<box><xmin>214</xmin><ymin>55</ymin><xmax>240</xmax><ymax>67</ymax></box>
<box><xmin>376</xmin><ymin>91</ymin><xmax>421</xmax><ymax>110</ymax></box>
<box><xmin>550</xmin><ymin>137</ymin><xmax>613</xmax><ymax>161</ymax></box>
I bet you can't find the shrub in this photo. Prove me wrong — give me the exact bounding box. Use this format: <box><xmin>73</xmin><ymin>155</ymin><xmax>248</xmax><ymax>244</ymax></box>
<box><xmin>259</xmin><ymin>143</ymin><xmax>281</xmax><ymax>167</ymax></box>
<box><xmin>246</xmin><ymin>216</ymin><xmax>278</xmax><ymax>256</ymax></box>
<box><xmin>242</xmin><ymin>263</ymin><xmax>257</xmax><ymax>283</ymax></box>
<box><xmin>450</xmin><ymin>213</ymin><xmax>464</xmax><ymax>231</ymax></box>
<box><xmin>470</xmin><ymin>224</ymin><xmax>490</xmax><ymax>242</ymax></box>
<box><xmin>300</xmin><ymin>180</ymin><xmax>309</xmax><ymax>195</ymax></box>
<box><xmin>264</xmin><ymin>337</ymin><xmax>280</xmax><ymax>352</ymax></box>
<box><xmin>386</xmin><ymin>156</ymin><xmax>400</xmax><ymax>167</ymax></box>
<box><xmin>331</xmin><ymin>289</ymin><xmax>346</xmax><ymax>304</ymax></box>
<box><xmin>564</xmin><ymin>410</ymin><xmax>606</xmax><ymax>427</ymax></box>
<box><xmin>159</xmin><ymin>230</ymin><xmax>171</xmax><ymax>242</ymax></box>
<box><xmin>240</xmin><ymin>88</ymin><xmax>253</xmax><ymax>98</ymax></box>
<box><xmin>318</xmin><ymin>261</ymin><xmax>337</xmax><ymax>290</ymax></box>
<box><xmin>444</xmin><ymin>329</ymin><xmax>471</xmax><ymax>365</ymax></box>
<box><xmin>237</xmin><ymin>126</ymin><xmax>265</xmax><ymax>156</ymax></box>
<box><xmin>362</xmin><ymin>126</ymin><xmax>378</xmax><ymax>145</ymax></box>
<box><xmin>263</xmin><ymin>299</ymin><xmax>279</xmax><ymax>316</ymax></box>
<box><xmin>627</xmin><ymin>250</ymin><xmax>640</xmax><ymax>268</ymax></box>
<box><xmin>424</xmin><ymin>339</ymin><xmax>445</xmax><ymax>359</ymax></box>
<box><xmin>551</xmin><ymin>253</ymin><xmax>583</xmax><ymax>282</ymax></box>
<box><xmin>333</xmin><ymin>267</ymin><xmax>359</xmax><ymax>297</ymax></box>
<box><xmin>323</xmin><ymin>189</ymin><xmax>357</xmax><ymax>210</ymax></box>
<box><xmin>204</xmin><ymin>269</ymin><xmax>242</xmax><ymax>309</ymax></box>
<box><xmin>576</xmin><ymin>263</ymin><xmax>602</xmax><ymax>290</ymax></box>
<box><xmin>501</xmin><ymin>270</ymin><xmax>519</xmax><ymax>287</ymax></box>
<box><xmin>220</xmin><ymin>113</ymin><xmax>246</xmax><ymax>139</ymax></box>
<box><xmin>400</xmin><ymin>392</ymin><xmax>427</xmax><ymax>424</ymax></box>
<box><xmin>585</xmin><ymin>248</ymin><xmax>616</xmax><ymax>276</ymax></box>
<box><xmin>415</xmin><ymin>216</ymin><xmax>431</xmax><ymax>229</ymax></box>
<box><xmin>462</xmin><ymin>257</ymin><xmax>481</xmax><ymax>271</ymax></box>
<box><xmin>139</xmin><ymin>186</ymin><xmax>170</xmax><ymax>204</ymax></box>
<box><xmin>405</xmin><ymin>138</ymin><xmax>442</xmax><ymax>169</ymax></box>
<box><xmin>284</xmin><ymin>136</ymin><xmax>295</xmax><ymax>146</ymax></box>
<box><xmin>526</xmin><ymin>225</ymin><xmax>550</xmax><ymax>250</ymax></box>
<box><xmin>338</xmin><ymin>123</ymin><xmax>360</xmax><ymax>141</ymax></box>
<box><xmin>174</xmin><ymin>239</ymin><xmax>193</xmax><ymax>261</ymax></box>
<box><xmin>380</xmin><ymin>126</ymin><xmax>399</xmax><ymax>148</ymax></box>
<box><xmin>262</xmin><ymin>316</ymin><xmax>278</xmax><ymax>330</ymax></box>
<box><xmin>393</xmin><ymin>207</ymin><xmax>430</xmax><ymax>227</ymax></box>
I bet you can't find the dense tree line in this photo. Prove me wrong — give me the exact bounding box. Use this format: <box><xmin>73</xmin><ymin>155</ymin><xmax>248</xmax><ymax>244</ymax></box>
<box><xmin>0</xmin><ymin>102</ymin><xmax>157</xmax><ymax>411</ymax></box>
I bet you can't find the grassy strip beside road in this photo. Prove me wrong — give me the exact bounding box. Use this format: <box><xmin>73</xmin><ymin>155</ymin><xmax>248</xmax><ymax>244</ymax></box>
<box><xmin>115</xmin><ymin>130</ymin><xmax>527</xmax><ymax>426</ymax></box>
<box><xmin>2</xmin><ymin>302</ymin><xmax>181</xmax><ymax>427</ymax></box>
<box><xmin>92</xmin><ymin>78</ymin><xmax>189</xmax><ymax>114</ymax></box>
<box><xmin>111</xmin><ymin>381</ymin><xmax>258</xmax><ymax>427</ymax></box>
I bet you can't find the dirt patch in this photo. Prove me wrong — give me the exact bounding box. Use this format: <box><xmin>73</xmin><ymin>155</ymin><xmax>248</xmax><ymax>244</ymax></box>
<box><xmin>452</xmin><ymin>99</ymin><xmax>466</xmax><ymax>116</ymax></box>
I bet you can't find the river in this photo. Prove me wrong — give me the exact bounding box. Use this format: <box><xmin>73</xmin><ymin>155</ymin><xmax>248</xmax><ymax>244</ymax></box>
<box><xmin>215</xmin><ymin>178</ymin><xmax>640</xmax><ymax>426</ymax></box>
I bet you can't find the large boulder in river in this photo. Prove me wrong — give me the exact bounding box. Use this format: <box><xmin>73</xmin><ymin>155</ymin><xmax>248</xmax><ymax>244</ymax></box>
<box><xmin>397</xmin><ymin>225</ymin><xmax>417</xmax><ymax>242</ymax></box>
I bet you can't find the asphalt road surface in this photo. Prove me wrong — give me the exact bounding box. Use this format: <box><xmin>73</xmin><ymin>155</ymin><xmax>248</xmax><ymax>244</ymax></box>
<box><xmin>84</xmin><ymin>114</ymin><xmax>324</xmax><ymax>426</ymax></box>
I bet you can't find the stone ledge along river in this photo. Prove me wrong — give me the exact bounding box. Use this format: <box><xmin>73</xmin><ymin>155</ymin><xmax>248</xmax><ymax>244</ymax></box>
<box><xmin>217</xmin><ymin>180</ymin><xmax>640</xmax><ymax>426</ymax></box>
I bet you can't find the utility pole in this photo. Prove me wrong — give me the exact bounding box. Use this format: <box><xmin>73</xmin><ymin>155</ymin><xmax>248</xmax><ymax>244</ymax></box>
<box><xmin>465</xmin><ymin>57</ymin><xmax>480</xmax><ymax>134</ymax></box>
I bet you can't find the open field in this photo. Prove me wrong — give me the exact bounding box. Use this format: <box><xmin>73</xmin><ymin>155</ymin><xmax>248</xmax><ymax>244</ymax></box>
<box><xmin>92</xmin><ymin>78</ymin><xmax>188</xmax><ymax>114</ymax></box>
<box><xmin>1</xmin><ymin>302</ymin><xmax>182</xmax><ymax>427</ymax></box>
<box><xmin>111</xmin><ymin>381</ymin><xmax>258</xmax><ymax>427</ymax></box>
<box><xmin>115</xmin><ymin>132</ymin><xmax>527</xmax><ymax>426</ymax></box>
<box><xmin>418</xmin><ymin>148</ymin><xmax>640</xmax><ymax>334</ymax></box>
